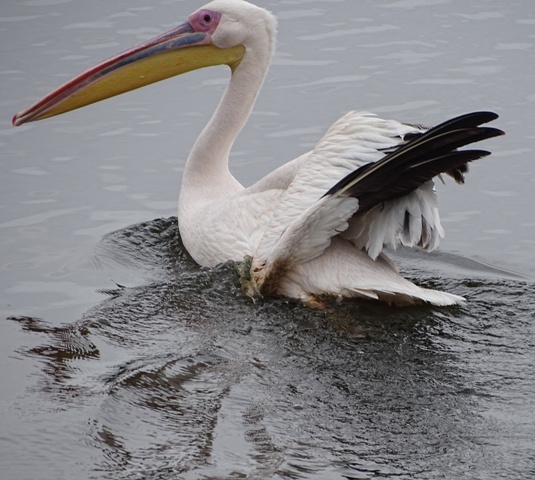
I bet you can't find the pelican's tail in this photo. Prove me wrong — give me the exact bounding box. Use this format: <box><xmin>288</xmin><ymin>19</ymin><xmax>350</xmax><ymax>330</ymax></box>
<box><xmin>278</xmin><ymin>237</ymin><xmax>466</xmax><ymax>307</ymax></box>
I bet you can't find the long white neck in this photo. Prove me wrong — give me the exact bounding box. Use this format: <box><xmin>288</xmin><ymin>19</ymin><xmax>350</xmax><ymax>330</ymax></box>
<box><xmin>179</xmin><ymin>42</ymin><xmax>273</xmax><ymax>211</ymax></box>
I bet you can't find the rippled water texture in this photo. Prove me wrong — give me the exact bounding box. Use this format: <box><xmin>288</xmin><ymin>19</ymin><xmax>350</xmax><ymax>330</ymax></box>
<box><xmin>5</xmin><ymin>219</ymin><xmax>535</xmax><ymax>479</ymax></box>
<box><xmin>1</xmin><ymin>0</ymin><xmax>535</xmax><ymax>479</ymax></box>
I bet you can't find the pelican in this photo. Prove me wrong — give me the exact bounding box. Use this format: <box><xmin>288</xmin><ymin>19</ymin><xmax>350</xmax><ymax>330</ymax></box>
<box><xmin>13</xmin><ymin>0</ymin><xmax>503</xmax><ymax>306</ymax></box>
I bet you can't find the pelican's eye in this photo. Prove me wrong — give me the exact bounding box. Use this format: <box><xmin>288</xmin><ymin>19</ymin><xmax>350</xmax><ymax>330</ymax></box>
<box><xmin>189</xmin><ymin>9</ymin><xmax>221</xmax><ymax>33</ymax></box>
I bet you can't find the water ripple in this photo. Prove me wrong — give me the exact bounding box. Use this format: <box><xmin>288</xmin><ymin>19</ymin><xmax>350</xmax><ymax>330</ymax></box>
<box><xmin>8</xmin><ymin>218</ymin><xmax>534</xmax><ymax>479</ymax></box>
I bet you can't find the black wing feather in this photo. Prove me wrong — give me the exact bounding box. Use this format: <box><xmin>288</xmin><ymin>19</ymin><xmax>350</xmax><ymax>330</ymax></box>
<box><xmin>323</xmin><ymin>111</ymin><xmax>504</xmax><ymax>212</ymax></box>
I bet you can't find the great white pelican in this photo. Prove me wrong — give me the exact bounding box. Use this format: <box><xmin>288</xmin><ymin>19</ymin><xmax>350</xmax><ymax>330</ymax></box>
<box><xmin>13</xmin><ymin>0</ymin><xmax>503</xmax><ymax>306</ymax></box>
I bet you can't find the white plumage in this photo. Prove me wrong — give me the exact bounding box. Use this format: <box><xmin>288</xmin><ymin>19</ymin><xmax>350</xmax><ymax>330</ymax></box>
<box><xmin>13</xmin><ymin>0</ymin><xmax>504</xmax><ymax>306</ymax></box>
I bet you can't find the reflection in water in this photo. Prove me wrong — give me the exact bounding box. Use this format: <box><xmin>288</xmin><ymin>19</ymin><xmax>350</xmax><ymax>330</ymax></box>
<box><xmin>9</xmin><ymin>218</ymin><xmax>535</xmax><ymax>479</ymax></box>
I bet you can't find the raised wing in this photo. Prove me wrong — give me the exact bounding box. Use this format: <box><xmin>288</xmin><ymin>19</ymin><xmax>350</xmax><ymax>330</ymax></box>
<box><xmin>251</xmin><ymin>111</ymin><xmax>422</xmax><ymax>293</ymax></box>
<box><xmin>250</xmin><ymin>111</ymin><xmax>503</xmax><ymax>295</ymax></box>
<box><xmin>330</xmin><ymin>111</ymin><xmax>504</xmax><ymax>258</ymax></box>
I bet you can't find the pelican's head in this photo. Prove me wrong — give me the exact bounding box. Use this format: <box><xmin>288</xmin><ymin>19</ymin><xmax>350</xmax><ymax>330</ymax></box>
<box><xmin>13</xmin><ymin>0</ymin><xmax>276</xmax><ymax>126</ymax></box>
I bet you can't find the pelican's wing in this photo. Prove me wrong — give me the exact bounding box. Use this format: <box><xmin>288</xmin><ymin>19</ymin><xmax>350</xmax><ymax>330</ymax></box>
<box><xmin>251</xmin><ymin>111</ymin><xmax>421</xmax><ymax>292</ymax></box>
<box><xmin>329</xmin><ymin>111</ymin><xmax>504</xmax><ymax>258</ymax></box>
<box><xmin>251</xmin><ymin>111</ymin><xmax>503</xmax><ymax>294</ymax></box>
<box><xmin>254</xmin><ymin>111</ymin><xmax>419</xmax><ymax>243</ymax></box>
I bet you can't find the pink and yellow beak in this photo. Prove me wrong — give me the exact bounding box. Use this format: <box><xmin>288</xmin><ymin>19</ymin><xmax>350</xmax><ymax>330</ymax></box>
<box><xmin>13</xmin><ymin>13</ymin><xmax>244</xmax><ymax>126</ymax></box>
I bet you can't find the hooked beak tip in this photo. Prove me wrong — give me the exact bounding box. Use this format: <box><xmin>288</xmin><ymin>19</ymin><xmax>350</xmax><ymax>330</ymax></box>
<box><xmin>12</xmin><ymin>113</ymin><xmax>22</xmax><ymax>127</ymax></box>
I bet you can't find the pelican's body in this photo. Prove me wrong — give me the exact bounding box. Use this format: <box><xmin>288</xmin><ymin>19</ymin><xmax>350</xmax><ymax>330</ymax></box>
<box><xmin>13</xmin><ymin>0</ymin><xmax>503</xmax><ymax>306</ymax></box>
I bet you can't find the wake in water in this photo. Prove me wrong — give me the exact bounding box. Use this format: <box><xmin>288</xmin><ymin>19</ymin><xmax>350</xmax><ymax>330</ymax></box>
<box><xmin>9</xmin><ymin>218</ymin><xmax>535</xmax><ymax>480</ymax></box>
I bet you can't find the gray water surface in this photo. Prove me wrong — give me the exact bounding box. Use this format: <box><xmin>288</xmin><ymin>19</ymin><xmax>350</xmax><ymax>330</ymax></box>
<box><xmin>1</xmin><ymin>0</ymin><xmax>534</xmax><ymax>479</ymax></box>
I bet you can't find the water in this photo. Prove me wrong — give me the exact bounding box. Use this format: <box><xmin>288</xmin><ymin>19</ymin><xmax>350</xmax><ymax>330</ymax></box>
<box><xmin>1</xmin><ymin>0</ymin><xmax>534</xmax><ymax>479</ymax></box>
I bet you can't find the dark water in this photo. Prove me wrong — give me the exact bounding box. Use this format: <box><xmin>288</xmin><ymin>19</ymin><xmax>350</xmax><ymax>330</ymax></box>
<box><xmin>2</xmin><ymin>0</ymin><xmax>535</xmax><ymax>478</ymax></box>
<box><xmin>4</xmin><ymin>218</ymin><xmax>535</xmax><ymax>479</ymax></box>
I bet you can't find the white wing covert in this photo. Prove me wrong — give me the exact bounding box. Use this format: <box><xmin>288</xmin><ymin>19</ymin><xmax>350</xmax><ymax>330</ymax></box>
<box><xmin>345</xmin><ymin>180</ymin><xmax>445</xmax><ymax>260</ymax></box>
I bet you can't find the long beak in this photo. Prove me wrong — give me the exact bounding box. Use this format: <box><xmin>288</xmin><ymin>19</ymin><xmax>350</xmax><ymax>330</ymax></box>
<box><xmin>13</xmin><ymin>22</ymin><xmax>245</xmax><ymax>126</ymax></box>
